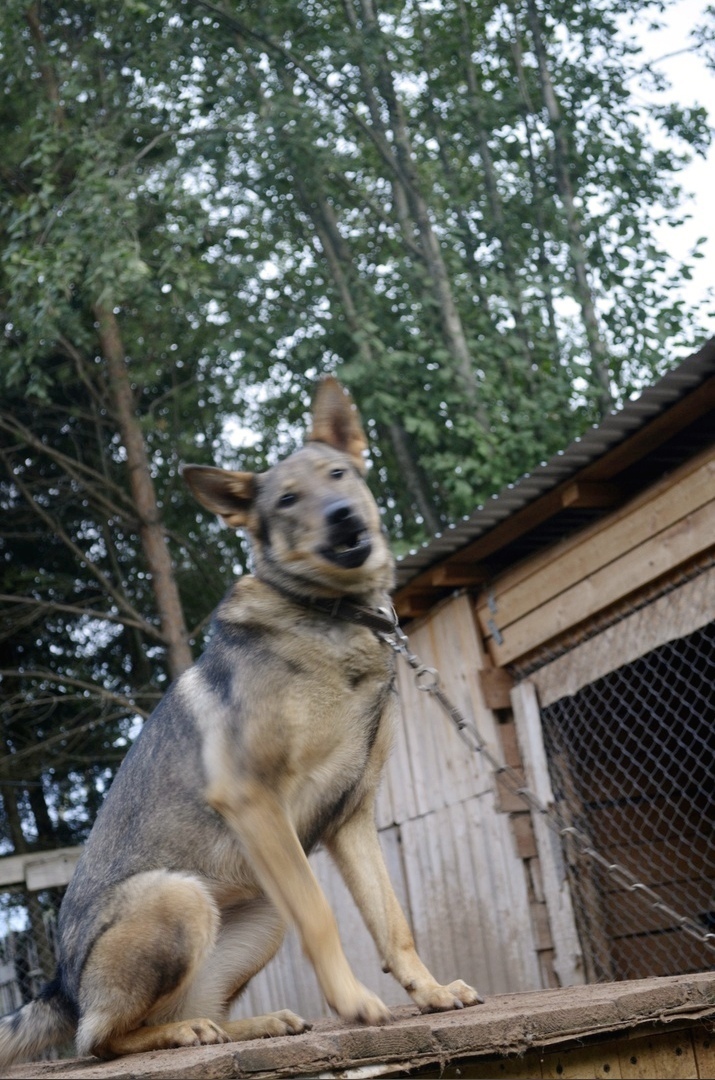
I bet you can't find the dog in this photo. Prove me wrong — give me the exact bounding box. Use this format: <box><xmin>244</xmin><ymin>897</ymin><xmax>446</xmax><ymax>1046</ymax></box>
<box><xmin>0</xmin><ymin>377</ymin><xmax>480</xmax><ymax>1065</ymax></box>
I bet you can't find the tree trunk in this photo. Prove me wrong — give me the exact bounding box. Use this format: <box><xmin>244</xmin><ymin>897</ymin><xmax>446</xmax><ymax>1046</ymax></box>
<box><xmin>26</xmin><ymin>783</ymin><xmax>57</xmax><ymax>847</ymax></box>
<box><xmin>385</xmin><ymin>422</ymin><xmax>442</xmax><ymax>535</ymax></box>
<box><xmin>94</xmin><ymin>304</ymin><xmax>193</xmax><ymax>679</ymax></box>
<box><xmin>0</xmin><ymin>779</ymin><xmax>28</xmax><ymax>853</ymax></box>
<box><xmin>508</xmin><ymin>10</ymin><xmax>561</xmax><ymax>365</ymax></box>
<box><xmin>293</xmin><ymin>175</ymin><xmax>443</xmax><ymax>534</ymax></box>
<box><xmin>525</xmin><ymin>0</ymin><xmax>613</xmax><ymax>413</ymax></box>
<box><xmin>348</xmin><ymin>0</ymin><xmax>490</xmax><ymax>429</ymax></box>
<box><xmin>455</xmin><ymin>0</ymin><xmax>535</xmax><ymax>389</ymax></box>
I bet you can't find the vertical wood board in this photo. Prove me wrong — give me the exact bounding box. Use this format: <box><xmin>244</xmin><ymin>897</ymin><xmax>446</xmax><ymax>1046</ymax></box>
<box><xmin>511</xmin><ymin>680</ymin><xmax>585</xmax><ymax>987</ymax></box>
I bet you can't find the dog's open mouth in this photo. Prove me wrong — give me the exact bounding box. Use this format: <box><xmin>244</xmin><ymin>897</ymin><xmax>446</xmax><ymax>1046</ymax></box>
<box><xmin>322</xmin><ymin>527</ymin><xmax>372</xmax><ymax>569</ymax></box>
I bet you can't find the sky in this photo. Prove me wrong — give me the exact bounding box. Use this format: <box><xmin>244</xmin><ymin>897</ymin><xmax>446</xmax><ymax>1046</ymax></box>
<box><xmin>632</xmin><ymin>0</ymin><xmax>715</xmax><ymax>330</ymax></box>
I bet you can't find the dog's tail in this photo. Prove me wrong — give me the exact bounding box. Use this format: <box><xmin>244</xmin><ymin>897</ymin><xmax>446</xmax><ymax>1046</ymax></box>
<box><xmin>0</xmin><ymin>977</ymin><xmax>77</xmax><ymax>1066</ymax></box>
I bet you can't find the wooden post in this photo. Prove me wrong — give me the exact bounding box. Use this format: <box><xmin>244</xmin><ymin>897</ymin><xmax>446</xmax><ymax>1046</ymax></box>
<box><xmin>511</xmin><ymin>680</ymin><xmax>585</xmax><ymax>986</ymax></box>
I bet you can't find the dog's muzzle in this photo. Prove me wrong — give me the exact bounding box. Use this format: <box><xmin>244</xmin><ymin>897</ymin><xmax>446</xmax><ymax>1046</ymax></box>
<box><xmin>321</xmin><ymin>500</ymin><xmax>372</xmax><ymax>569</ymax></box>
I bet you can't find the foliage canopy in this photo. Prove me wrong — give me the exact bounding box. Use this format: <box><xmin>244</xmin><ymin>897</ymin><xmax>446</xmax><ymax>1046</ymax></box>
<box><xmin>0</xmin><ymin>0</ymin><xmax>712</xmax><ymax>869</ymax></box>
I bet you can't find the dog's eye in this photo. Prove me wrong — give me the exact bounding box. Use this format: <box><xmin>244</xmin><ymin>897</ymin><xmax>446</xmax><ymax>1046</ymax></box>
<box><xmin>278</xmin><ymin>491</ymin><xmax>298</xmax><ymax>508</ymax></box>
<box><xmin>330</xmin><ymin>468</ymin><xmax>345</xmax><ymax>479</ymax></box>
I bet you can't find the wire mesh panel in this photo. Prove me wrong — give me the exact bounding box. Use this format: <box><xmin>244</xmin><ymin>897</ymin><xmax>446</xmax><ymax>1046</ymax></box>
<box><xmin>0</xmin><ymin>888</ymin><xmax>63</xmax><ymax>1013</ymax></box>
<box><xmin>540</xmin><ymin>621</ymin><xmax>715</xmax><ymax>981</ymax></box>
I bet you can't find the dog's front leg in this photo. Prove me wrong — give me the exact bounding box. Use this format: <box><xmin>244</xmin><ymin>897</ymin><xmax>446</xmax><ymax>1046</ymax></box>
<box><xmin>328</xmin><ymin>805</ymin><xmax>483</xmax><ymax>1013</ymax></box>
<box><xmin>207</xmin><ymin>778</ymin><xmax>391</xmax><ymax>1026</ymax></box>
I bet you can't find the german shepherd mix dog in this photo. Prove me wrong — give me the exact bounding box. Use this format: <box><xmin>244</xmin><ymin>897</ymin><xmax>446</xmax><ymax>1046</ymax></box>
<box><xmin>0</xmin><ymin>378</ymin><xmax>480</xmax><ymax>1066</ymax></box>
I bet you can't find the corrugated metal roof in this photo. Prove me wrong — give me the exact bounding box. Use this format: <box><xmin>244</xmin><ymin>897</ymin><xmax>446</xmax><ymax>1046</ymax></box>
<box><xmin>394</xmin><ymin>340</ymin><xmax>715</xmax><ymax>590</ymax></box>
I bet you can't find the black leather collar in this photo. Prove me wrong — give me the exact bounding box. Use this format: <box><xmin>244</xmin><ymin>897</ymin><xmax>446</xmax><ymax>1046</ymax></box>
<box><xmin>255</xmin><ymin>575</ymin><xmax>398</xmax><ymax>636</ymax></box>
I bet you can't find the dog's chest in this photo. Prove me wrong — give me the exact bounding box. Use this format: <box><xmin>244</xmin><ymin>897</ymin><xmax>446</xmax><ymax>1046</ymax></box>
<box><xmin>267</xmin><ymin>624</ymin><xmax>395</xmax><ymax>822</ymax></box>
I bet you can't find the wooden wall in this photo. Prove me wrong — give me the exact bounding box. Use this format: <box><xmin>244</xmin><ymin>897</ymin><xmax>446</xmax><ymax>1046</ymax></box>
<box><xmin>476</xmin><ymin>443</ymin><xmax>715</xmax><ymax>669</ymax></box>
<box><xmin>231</xmin><ymin>595</ymin><xmax>544</xmax><ymax>1022</ymax></box>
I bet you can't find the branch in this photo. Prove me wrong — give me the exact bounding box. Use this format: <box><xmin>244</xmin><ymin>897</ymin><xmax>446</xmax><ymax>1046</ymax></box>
<box><xmin>0</xmin><ymin>595</ymin><xmax>162</xmax><ymax>638</ymax></box>
<box><xmin>0</xmin><ymin>669</ymin><xmax>151</xmax><ymax>717</ymax></box>
<box><xmin>0</xmin><ymin>449</ymin><xmax>159</xmax><ymax>639</ymax></box>
<box><xmin>0</xmin><ymin>709</ymin><xmax>153</xmax><ymax>776</ymax></box>
<box><xmin>0</xmin><ymin>410</ymin><xmax>137</xmax><ymax>519</ymax></box>
<box><xmin>192</xmin><ymin>0</ymin><xmax>411</xmax><ymax>189</ymax></box>
<box><xmin>645</xmin><ymin>44</ymin><xmax>703</xmax><ymax>68</ymax></box>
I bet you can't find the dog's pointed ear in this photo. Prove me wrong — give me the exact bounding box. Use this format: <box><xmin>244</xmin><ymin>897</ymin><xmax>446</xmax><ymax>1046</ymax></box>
<box><xmin>307</xmin><ymin>376</ymin><xmax>368</xmax><ymax>473</ymax></box>
<box><xmin>181</xmin><ymin>464</ymin><xmax>256</xmax><ymax>528</ymax></box>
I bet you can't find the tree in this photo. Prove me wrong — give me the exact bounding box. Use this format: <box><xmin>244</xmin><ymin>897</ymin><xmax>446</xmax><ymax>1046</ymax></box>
<box><xmin>0</xmin><ymin>0</ymin><xmax>263</xmax><ymax>858</ymax></box>
<box><xmin>0</xmin><ymin>0</ymin><xmax>711</xmax><ymax>873</ymax></box>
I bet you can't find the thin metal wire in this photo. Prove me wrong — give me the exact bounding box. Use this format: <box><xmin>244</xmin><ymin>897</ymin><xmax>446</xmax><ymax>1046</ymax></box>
<box><xmin>383</xmin><ymin>623</ymin><xmax>715</xmax><ymax>954</ymax></box>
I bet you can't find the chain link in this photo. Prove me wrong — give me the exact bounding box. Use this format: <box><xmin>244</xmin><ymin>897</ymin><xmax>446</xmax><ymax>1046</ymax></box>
<box><xmin>382</xmin><ymin>622</ymin><xmax>715</xmax><ymax>954</ymax></box>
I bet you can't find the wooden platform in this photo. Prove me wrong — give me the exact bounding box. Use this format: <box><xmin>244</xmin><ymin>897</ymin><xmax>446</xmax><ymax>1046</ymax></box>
<box><xmin>6</xmin><ymin>972</ymin><xmax>715</xmax><ymax>1079</ymax></box>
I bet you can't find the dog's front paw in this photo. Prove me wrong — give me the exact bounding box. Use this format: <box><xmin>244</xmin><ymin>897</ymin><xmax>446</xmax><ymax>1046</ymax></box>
<box><xmin>330</xmin><ymin>980</ymin><xmax>393</xmax><ymax>1026</ymax></box>
<box><xmin>166</xmin><ymin>1018</ymin><xmax>231</xmax><ymax>1047</ymax></box>
<box><xmin>222</xmin><ymin>1011</ymin><xmax>311</xmax><ymax>1041</ymax></box>
<box><xmin>267</xmin><ymin>1009</ymin><xmax>313</xmax><ymax>1035</ymax></box>
<box><xmin>412</xmin><ymin>978</ymin><xmax>484</xmax><ymax>1013</ymax></box>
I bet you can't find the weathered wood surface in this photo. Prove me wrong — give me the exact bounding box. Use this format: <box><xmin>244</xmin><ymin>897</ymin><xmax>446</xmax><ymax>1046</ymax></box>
<box><xmin>477</xmin><ymin>443</ymin><xmax>715</xmax><ymax>665</ymax></box>
<box><xmin>529</xmin><ymin>561</ymin><xmax>715</xmax><ymax>707</ymax></box>
<box><xmin>511</xmin><ymin>681</ymin><xmax>583</xmax><ymax>988</ymax></box>
<box><xmin>6</xmin><ymin>973</ymin><xmax>715</xmax><ymax>1079</ymax></box>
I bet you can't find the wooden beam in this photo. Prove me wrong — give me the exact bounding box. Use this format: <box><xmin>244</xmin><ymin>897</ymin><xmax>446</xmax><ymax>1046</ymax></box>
<box><xmin>485</xmin><ymin>497</ymin><xmax>715</xmax><ymax>665</ymax></box>
<box><xmin>478</xmin><ymin>666</ymin><xmax>515</xmax><ymax>710</ymax></box>
<box><xmin>560</xmin><ymin>481</ymin><xmax>621</xmax><ymax>509</ymax></box>
<box><xmin>0</xmin><ymin>846</ymin><xmax>82</xmax><ymax>889</ymax></box>
<box><xmin>429</xmin><ymin>561</ymin><xmax>489</xmax><ymax>586</ymax></box>
<box><xmin>477</xmin><ymin>444</ymin><xmax>715</xmax><ymax>648</ymax></box>
<box><xmin>511</xmin><ymin>681</ymin><xmax>585</xmax><ymax>988</ymax></box>
<box><xmin>394</xmin><ymin>592</ymin><xmax>434</xmax><ymax>619</ymax></box>
<box><xmin>530</xmin><ymin>562</ymin><xmax>715</xmax><ymax>707</ymax></box>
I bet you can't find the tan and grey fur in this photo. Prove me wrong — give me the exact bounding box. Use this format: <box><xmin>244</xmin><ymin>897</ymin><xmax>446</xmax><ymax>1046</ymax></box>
<box><xmin>0</xmin><ymin>378</ymin><xmax>479</xmax><ymax>1066</ymax></box>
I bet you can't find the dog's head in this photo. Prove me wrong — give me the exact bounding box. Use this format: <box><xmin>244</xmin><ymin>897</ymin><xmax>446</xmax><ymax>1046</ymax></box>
<box><xmin>182</xmin><ymin>378</ymin><xmax>394</xmax><ymax>597</ymax></box>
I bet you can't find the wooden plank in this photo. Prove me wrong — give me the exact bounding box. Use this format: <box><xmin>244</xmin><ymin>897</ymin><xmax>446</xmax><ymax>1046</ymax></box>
<box><xmin>604</xmin><ymin>880</ymin><xmax>715</xmax><ymax>937</ymax></box>
<box><xmin>0</xmin><ymin>845</ymin><xmax>83</xmax><ymax>889</ymax></box>
<box><xmin>394</xmin><ymin>591</ymin><xmax>435</xmax><ymax>618</ymax></box>
<box><xmin>561</xmin><ymin>480</ymin><xmax>622</xmax><ymax>508</ymax></box>
<box><xmin>394</xmin><ymin>594</ymin><xmax>499</xmax><ymax>812</ymax></box>
<box><xmin>477</xmin><ymin>445</ymin><xmax>715</xmax><ymax>641</ymax></box>
<box><xmin>479</xmin><ymin>666</ymin><xmax>515</xmax><ymax>709</ymax></box>
<box><xmin>498</xmin><ymin>720</ymin><xmax>523</xmax><ymax>769</ymax></box>
<box><xmin>464</xmin><ymin>1054</ymin><xmax>546</xmax><ymax>1078</ymax></box>
<box><xmin>400</xmin><ymin>811</ymin><xmax>458</xmax><ymax>984</ymax></box>
<box><xmin>430</xmin><ymin>561</ymin><xmax>489</xmax><ymax>586</ymax></box>
<box><xmin>599</xmin><ymin>837</ymin><xmax>713</xmax><ymax>892</ymax></box>
<box><xmin>611</xmin><ymin>930</ymin><xmax>709</xmax><ymax>980</ymax></box>
<box><xmin>511</xmin><ymin>681</ymin><xmax>585</xmax><ymax>987</ymax></box>
<box><xmin>619</xmin><ymin>1030</ymin><xmax>698</xmax><ymax>1080</ymax></box>
<box><xmin>530</xmin><ymin>562</ymin><xmax>715</xmax><ymax>706</ymax></box>
<box><xmin>542</xmin><ymin>1043</ymin><xmax>623</xmax><ymax>1078</ymax></box>
<box><xmin>585</xmin><ymin>793</ymin><xmax>711</xmax><ymax>849</ymax></box>
<box><xmin>691</xmin><ymin>1025</ymin><xmax>715</xmax><ymax>1078</ymax></box>
<box><xmin>462</xmin><ymin>799</ymin><xmax>546</xmax><ymax>989</ymax></box>
<box><xmin>383</xmin><ymin>690</ymin><xmax>421</xmax><ymax>826</ymax></box>
<box><xmin>510</xmin><ymin>813</ymin><xmax>538</xmax><ymax>860</ymax></box>
<box><xmin>486</xmin><ymin>497</ymin><xmax>715</xmax><ymax>665</ymax></box>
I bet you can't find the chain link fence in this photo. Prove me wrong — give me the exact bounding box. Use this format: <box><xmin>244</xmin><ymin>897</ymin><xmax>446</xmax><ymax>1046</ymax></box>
<box><xmin>536</xmin><ymin>617</ymin><xmax>715</xmax><ymax>982</ymax></box>
<box><xmin>0</xmin><ymin>887</ymin><xmax>64</xmax><ymax>1017</ymax></box>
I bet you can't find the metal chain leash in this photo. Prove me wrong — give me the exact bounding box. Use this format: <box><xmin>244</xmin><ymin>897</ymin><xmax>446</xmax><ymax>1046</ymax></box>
<box><xmin>382</xmin><ymin>620</ymin><xmax>715</xmax><ymax>953</ymax></box>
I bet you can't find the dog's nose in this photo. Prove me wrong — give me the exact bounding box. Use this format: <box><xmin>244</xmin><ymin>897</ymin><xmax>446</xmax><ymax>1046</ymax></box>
<box><xmin>325</xmin><ymin>500</ymin><xmax>355</xmax><ymax>527</ymax></box>
<box><xmin>321</xmin><ymin>499</ymin><xmax>372</xmax><ymax>568</ymax></box>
